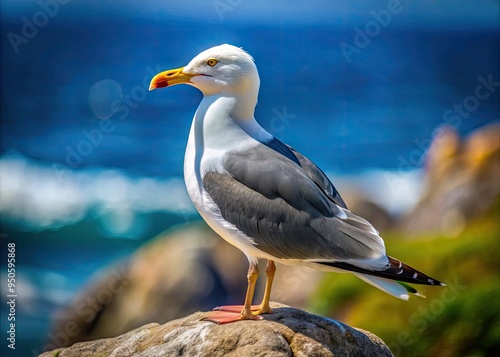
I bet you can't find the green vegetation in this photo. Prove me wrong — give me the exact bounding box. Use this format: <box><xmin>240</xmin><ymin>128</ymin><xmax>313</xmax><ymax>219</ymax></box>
<box><xmin>309</xmin><ymin>212</ymin><xmax>500</xmax><ymax>357</ymax></box>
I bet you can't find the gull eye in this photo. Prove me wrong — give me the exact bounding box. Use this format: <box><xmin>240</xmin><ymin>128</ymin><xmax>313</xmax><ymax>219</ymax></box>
<box><xmin>206</xmin><ymin>58</ymin><xmax>219</xmax><ymax>67</ymax></box>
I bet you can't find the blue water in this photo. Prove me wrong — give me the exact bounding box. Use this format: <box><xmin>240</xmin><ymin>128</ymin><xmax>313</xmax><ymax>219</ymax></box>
<box><xmin>1</xmin><ymin>17</ymin><xmax>498</xmax><ymax>177</ymax></box>
<box><xmin>1</xmin><ymin>1</ymin><xmax>499</xmax><ymax>355</ymax></box>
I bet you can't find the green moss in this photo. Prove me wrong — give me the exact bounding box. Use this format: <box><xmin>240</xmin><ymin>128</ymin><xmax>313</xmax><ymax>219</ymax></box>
<box><xmin>309</xmin><ymin>213</ymin><xmax>500</xmax><ymax>357</ymax></box>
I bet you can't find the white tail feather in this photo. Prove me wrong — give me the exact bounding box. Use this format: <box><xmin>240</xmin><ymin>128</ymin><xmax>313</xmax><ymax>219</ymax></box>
<box><xmin>354</xmin><ymin>273</ymin><xmax>409</xmax><ymax>300</ymax></box>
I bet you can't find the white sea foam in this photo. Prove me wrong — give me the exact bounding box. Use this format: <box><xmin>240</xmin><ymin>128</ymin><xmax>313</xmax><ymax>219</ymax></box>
<box><xmin>0</xmin><ymin>153</ymin><xmax>195</xmax><ymax>233</ymax></box>
<box><xmin>327</xmin><ymin>169</ymin><xmax>425</xmax><ymax>216</ymax></box>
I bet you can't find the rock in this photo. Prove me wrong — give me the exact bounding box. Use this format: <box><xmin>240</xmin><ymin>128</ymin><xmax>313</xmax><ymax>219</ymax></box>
<box><xmin>400</xmin><ymin>122</ymin><xmax>500</xmax><ymax>236</ymax></box>
<box><xmin>41</xmin><ymin>302</ymin><xmax>393</xmax><ymax>357</ymax></box>
<box><xmin>50</xmin><ymin>223</ymin><xmax>323</xmax><ymax>347</ymax></box>
<box><xmin>346</xmin><ymin>197</ymin><xmax>394</xmax><ymax>233</ymax></box>
<box><xmin>332</xmin><ymin>187</ymin><xmax>395</xmax><ymax>233</ymax></box>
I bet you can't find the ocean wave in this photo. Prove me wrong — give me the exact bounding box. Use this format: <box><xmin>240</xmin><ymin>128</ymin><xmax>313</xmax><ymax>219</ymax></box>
<box><xmin>0</xmin><ymin>153</ymin><xmax>195</xmax><ymax>233</ymax></box>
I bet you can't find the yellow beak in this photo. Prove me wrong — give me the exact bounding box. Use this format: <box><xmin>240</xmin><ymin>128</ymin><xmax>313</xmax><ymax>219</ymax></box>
<box><xmin>149</xmin><ymin>67</ymin><xmax>196</xmax><ymax>90</ymax></box>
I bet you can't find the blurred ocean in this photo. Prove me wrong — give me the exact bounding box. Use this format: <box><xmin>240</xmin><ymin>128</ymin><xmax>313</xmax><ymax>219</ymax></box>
<box><xmin>0</xmin><ymin>0</ymin><xmax>499</xmax><ymax>355</ymax></box>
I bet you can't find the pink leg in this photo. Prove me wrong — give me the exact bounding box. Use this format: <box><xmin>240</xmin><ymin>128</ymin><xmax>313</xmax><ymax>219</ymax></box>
<box><xmin>202</xmin><ymin>262</ymin><xmax>261</xmax><ymax>324</ymax></box>
<box><xmin>202</xmin><ymin>260</ymin><xmax>276</xmax><ymax>324</ymax></box>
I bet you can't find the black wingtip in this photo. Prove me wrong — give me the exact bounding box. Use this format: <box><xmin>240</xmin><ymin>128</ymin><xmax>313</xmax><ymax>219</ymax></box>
<box><xmin>319</xmin><ymin>257</ymin><xmax>446</xmax><ymax>287</ymax></box>
<box><xmin>425</xmin><ymin>277</ymin><xmax>446</xmax><ymax>286</ymax></box>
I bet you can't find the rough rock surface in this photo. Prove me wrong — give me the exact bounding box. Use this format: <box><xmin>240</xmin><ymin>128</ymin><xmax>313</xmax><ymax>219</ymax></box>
<box><xmin>41</xmin><ymin>303</ymin><xmax>393</xmax><ymax>357</ymax></box>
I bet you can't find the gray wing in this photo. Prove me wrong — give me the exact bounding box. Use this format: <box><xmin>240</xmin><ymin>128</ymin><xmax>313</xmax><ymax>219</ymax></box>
<box><xmin>262</xmin><ymin>137</ymin><xmax>347</xmax><ymax>209</ymax></box>
<box><xmin>288</xmin><ymin>146</ymin><xmax>348</xmax><ymax>209</ymax></box>
<box><xmin>203</xmin><ymin>143</ymin><xmax>384</xmax><ymax>261</ymax></box>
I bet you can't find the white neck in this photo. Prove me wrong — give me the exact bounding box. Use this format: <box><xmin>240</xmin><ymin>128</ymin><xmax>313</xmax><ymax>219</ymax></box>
<box><xmin>183</xmin><ymin>93</ymin><xmax>272</xmax><ymax>201</ymax></box>
<box><xmin>191</xmin><ymin>94</ymin><xmax>272</xmax><ymax>150</ymax></box>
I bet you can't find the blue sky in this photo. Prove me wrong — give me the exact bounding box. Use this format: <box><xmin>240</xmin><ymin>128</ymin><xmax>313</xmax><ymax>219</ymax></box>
<box><xmin>2</xmin><ymin>0</ymin><xmax>499</xmax><ymax>28</ymax></box>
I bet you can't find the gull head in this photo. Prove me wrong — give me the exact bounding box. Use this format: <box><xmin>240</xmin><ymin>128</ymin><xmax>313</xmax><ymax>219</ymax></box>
<box><xmin>149</xmin><ymin>44</ymin><xmax>260</xmax><ymax>97</ymax></box>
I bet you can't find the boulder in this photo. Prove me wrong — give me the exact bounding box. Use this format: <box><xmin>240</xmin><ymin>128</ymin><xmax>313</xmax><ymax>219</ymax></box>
<box><xmin>41</xmin><ymin>302</ymin><xmax>393</xmax><ymax>357</ymax></box>
<box><xmin>400</xmin><ymin>122</ymin><xmax>500</xmax><ymax>236</ymax></box>
<box><xmin>345</xmin><ymin>196</ymin><xmax>394</xmax><ymax>233</ymax></box>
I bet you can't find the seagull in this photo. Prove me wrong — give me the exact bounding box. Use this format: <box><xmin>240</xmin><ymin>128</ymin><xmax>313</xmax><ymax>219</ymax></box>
<box><xmin>149</xmin><ymin>44</ymin><xmax>444</xmax><ymax>324</ymax></box>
